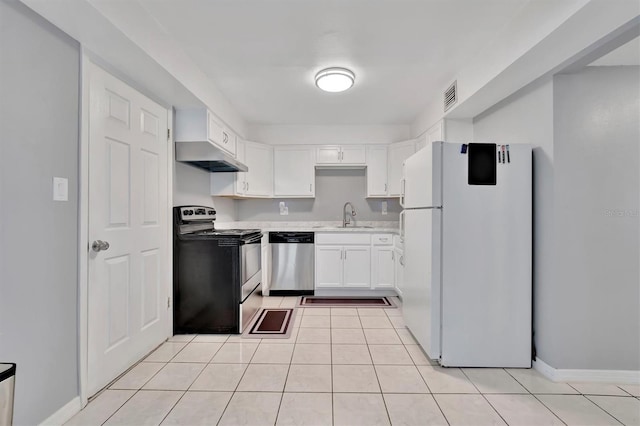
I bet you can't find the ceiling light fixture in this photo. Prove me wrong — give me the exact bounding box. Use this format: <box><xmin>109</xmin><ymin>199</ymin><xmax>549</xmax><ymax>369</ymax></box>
<box><xmin>315</xmin><ymin>67</ymin><xmax>355</xmax><ymax>92</ymax></box>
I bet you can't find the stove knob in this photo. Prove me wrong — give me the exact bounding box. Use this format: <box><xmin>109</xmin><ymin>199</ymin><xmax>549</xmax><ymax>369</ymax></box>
<box><xmin>208</xmin><ymin>210</ymin><xmax>215</xmax><ymax>215</ymax></box>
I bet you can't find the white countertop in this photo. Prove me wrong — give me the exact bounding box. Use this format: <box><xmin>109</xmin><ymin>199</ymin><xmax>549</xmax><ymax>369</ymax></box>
<box><xmin>216</xmin><ymin>221</ymin><xmax>399</xmax><ymax>234</ymax></box>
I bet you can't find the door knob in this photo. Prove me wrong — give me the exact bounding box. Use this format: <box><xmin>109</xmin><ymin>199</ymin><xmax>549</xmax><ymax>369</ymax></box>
<box><xmin>92</xmin><ymin>240</ymin><xmax>110</xmax><ymax>252</ymax></box>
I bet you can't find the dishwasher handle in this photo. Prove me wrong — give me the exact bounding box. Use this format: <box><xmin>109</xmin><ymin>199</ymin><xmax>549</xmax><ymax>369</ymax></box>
<box><xmin>269</xmin><ymin>232</ymin><xmax>315</xmax><ymax>244</ymax></box>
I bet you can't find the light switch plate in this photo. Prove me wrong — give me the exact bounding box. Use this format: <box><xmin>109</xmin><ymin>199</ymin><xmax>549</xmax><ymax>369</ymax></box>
<box><xmin>53</xmin><ymin>177</ymin><xmax>68</xmax><ymax>201</ymax></box>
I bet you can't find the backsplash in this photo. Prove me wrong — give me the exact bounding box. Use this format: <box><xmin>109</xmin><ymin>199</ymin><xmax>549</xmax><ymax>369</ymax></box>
<box><xmin>236</xmin><ymin>169</ymin><xmax>402</xmax><ymax>222</ymax></box>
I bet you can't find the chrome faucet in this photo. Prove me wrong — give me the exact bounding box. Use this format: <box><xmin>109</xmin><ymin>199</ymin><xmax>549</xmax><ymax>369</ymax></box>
<box><xmin>343</xmin><ymin>202</ymin><xmax>356</xmax><ymax>227</ymax></box>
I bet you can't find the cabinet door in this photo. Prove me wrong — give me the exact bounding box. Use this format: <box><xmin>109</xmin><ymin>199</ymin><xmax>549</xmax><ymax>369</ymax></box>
<box><xmin>388</xmin><ymin>141</ymin><xmax>416</xmax><ymax>196</ymax></box>
<box><xmin>316</xmin><ymin>246</ymin><xmax>343</xmax><ymax>288</ymax></box>
<box><xmin>343</xmin><ymin>246</ymin><xmax>371</xmax><ymax>288</ymax></box>
<box><xmin>395</xmin><ymin>249</ymin><xmax>404</xmax><ymax>296</ymax></box>
<box><xmin>219</xmin><ymin>128</ymin><xmax>236</xmax><ymax>156</ymax></box>
<box><xmin>316</xmin><ymin>146</ymin><xmax>341</xmax><ymax>164</ymax></box>
<box><xmin>341</xmin><ymin>145</ymin><xmax>366</xmax><ymax>164</ymax></box>
<box><xmin>366</xmin><ymin>146</ymin><xmax>388</xmax><ymax>196</ymax></box>
<box><xmin>245</xmin><ymin>142</ymin><xmax>273</xmax><ymax>196</ymax></box>
<box><xmin>426</xmin><ymin>120</ymin><xmax>444</xmax><ymax>145</ymax></box>
<box><xmin>207</xmin><ymin>112</ymin><xmax>224</xmax><ymax>148</ymax></box>
<box><xmin>274</xmin><ymin>146</ymin><xmax>315</xmax><ymax>197</ymax></box>
<box><xmin>235</xmin><ymin>139</ymin><xmax>246</xmax><ymax>195</ymax></box>
<box><xmin>372</xmin><ymin>247</ymin><xmax>395</xmax><ymax>289</ymax></box>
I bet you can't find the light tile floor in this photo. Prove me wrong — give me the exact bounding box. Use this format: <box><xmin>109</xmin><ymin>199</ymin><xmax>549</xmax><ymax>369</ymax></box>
<box><xmin>67</xmin><ymin>296</ymin><xmax>640</xmax><ymax>426</ymax></box>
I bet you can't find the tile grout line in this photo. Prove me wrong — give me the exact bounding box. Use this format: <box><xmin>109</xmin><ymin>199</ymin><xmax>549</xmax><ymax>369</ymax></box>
<box><xmin>216</xmin><ymin>333</ymin><xmax>262</xmax><ymax>426</ymax></box>
<box><xmin>504</xmin><ymin>369</ymin><xmax>569</xmax><ymax>426</ymax></box>
<box><xmin>96</xmin><ymin>338</ymin><xmax>195</xmax><ymax>425</ymax></box>
<box><xmin>458</xmin><ymin>368</ymin><xmax>510</xmax><ymax>426</ymax></box>
<box><xmin>273</xmin><ymin>302</ymin><xmax>300</xmax><ymax>425</ymax></box>
<box><xmin>583</xmin><ymin>394</ymin><xmax>630</xmax><ymax>426</ymax></box>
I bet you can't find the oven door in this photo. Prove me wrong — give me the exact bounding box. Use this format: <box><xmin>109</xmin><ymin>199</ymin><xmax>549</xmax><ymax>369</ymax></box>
<box><xmin>241</xmin><ymin>236</ymin><xmax>262</xmax><ymax>290</ymax></box>
<box><xmin>239</xmin><ymin>235</ymin><xmax>262</xmax><ymax>331</ymax></box>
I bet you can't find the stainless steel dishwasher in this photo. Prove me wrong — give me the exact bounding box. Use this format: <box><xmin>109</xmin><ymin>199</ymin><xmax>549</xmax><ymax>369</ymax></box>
<box><xmin>269</xmin><ymin>232</ymin><xmax>315</xmax><ymax>295</ymax></box>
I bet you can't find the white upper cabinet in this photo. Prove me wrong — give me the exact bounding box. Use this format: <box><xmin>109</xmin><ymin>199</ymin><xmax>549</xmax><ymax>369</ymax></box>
<box><xmin>316</xmin><ymin>145</ymin><xmax>365</xmax><ymax>165</ymax></box>
<box><xmin>423</xmin><ymin>120</ymin><xmax>444</xmax><ymax>150</ymax></box>
<box><xmin>273</xmin><ymin>146</ymin><xmax>315</xmax><ymax>197</ymax></box>
<box><xmin>175</xmin><ymin>108</ymin><xmax>236</xmax><ymax>156</ymax></box>
<box><xmin>388</xmin><ymin>140</ymin><xmax>416</xmax><ymax>196</ymax></box>
<box><xmin>211</xmin><ymin>139</ymin><xmax>273</xmax><ymax>197</ymax></box>
<box><xmin>244</xmin><ymin>141</ymin><xmax>273</xmax><ymax>197</ymax></box>
<box><xmin>366</xmin><ymin>145</ymin><xmax>388</xmax><ymax>197</ymax></box>
<box><xmin>341</xmin><ymin>145</ymin><xmax>366</xmax><ymax>164</ymax></box>
<box><xmin>417</xmin><ymin>118</ymin><xmax>473</xmax><ymax>151</ymax></box>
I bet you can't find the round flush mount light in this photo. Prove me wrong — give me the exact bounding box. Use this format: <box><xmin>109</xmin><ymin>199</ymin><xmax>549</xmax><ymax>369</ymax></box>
<box><xmin>315</xmin><ymin>67</ymin><xmax>355</xmax><ymax>92</ymax></box>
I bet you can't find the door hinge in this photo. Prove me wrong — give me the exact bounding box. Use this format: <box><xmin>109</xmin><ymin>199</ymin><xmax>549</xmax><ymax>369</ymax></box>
<box><xmin>167</xmin><ymin>297</ymin><xmax>171</xmax><ymax>309</ymax></box>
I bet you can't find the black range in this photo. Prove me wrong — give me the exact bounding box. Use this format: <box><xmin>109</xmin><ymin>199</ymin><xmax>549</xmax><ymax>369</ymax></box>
<box><xmin>173</xmin><ymin>206</ymin><xmax>262</xmax><ymax>334</ymax></box>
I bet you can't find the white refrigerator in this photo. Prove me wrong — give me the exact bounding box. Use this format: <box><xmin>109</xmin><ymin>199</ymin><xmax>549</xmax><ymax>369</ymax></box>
<box><xmin>401</xmin><ymin>141</ymin><xmax>532</xmax><ymax>368</ymax></box>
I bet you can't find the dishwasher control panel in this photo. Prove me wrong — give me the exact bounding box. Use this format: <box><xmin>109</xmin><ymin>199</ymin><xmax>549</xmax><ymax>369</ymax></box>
<box><xmin>269</xmin><ymin>232</ymin><xmax>315</xmax><ymax>244</ymax></box>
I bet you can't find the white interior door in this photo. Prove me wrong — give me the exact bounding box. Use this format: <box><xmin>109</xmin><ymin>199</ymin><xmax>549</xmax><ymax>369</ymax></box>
<box><xmin>87</xmin><ymin>62</ymin><xmax>170</xmax><ymax>396</ymax></box>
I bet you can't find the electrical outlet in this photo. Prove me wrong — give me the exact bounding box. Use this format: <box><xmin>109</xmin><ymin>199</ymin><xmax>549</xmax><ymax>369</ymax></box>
<box><xmin>279</xmin><ymin>201</ymin><xmax>288</xmax><ymax>215</ymax></box>
<box><xmin>381</xmin><ymin>200</ymin><xmax>388</xmax><ymax>215</ymax></box>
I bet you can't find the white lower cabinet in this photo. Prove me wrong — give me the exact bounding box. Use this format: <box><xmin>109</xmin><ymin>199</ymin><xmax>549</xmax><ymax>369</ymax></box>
<box><xmin>371</xmin><ymin>233</ymin><xmax>395</xmax><ymax>290</ymax></box>
<box><xmin>315</xmin><ymin>245</ymin><xmax>371</xmax><ymax>288</ymax></box>
<box><xmin>315</xmin><ymin>246</ymin><xmax>344</xmax><ymax>288</ymax></box>
<box><xmin>343</xmin><ymin>247</ymin><xmax>371</xmax><ymax>287</ymax></box>
<box><xmin>393</xmin><ymin>234</ymin><xmax>404</xmax><ymax>297</ymax></box>
<box><xmin>315</xmin><ymin>233</ymin><xmax>371</xmax><ymax>289</ymax></box>
<box><xmin>372</xmin><ymin>247</ymin><xmax>395</xmax><ymax>289</ymax></box>
<box><xmin>394</xmin><ymin>247</ymin><xmax>404</xmax><ymax>297</ymax></box>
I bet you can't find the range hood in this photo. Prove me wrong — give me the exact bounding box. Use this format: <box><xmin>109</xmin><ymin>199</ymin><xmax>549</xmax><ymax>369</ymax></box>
<box><xmin>175</xmin><ymin>141</ymin><xmax>248</xmax><ymax>173</ymax></box>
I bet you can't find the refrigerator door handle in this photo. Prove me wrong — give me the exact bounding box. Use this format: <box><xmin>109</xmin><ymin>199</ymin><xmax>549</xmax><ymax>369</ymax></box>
<box><xmin>399</xmin><ymin>211</ymin><xmax>405</xmax><ymax>242</ymax></box>
<box><xmin>399</xmin><ymin>178</ymin><xmax>406</xmax><ymax>207</ymax></box>
<box><xmin>425</xmin><ymin>206</ymin><xmax>443</xmax><ymax>209</ymax></box>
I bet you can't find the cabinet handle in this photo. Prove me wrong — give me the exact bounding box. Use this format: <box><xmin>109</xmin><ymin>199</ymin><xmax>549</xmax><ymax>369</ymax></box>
<box><xmin>310</xmin><ymin>183</ymin><xmax>312</xmax><ymax>193</ymax></box>
<box><xmin>384</xmin><ymin>183</ymin><xmax>387</xmax><ymax>192</ymax></box>
<box><xmin>344</xmin><ymin>250</ymin><xmax>347</xmax><ymax>260</ymax></box>
<box><xmin>247</xmin><ymin>182</ymin><xmax>249</xmax><ymax>192</ymax></box>
<box><xmin>392</xmin><ymin>251</ymin><xmax>395</xmax><ymax>261</ymax></box>
<box><xmin>400</xmin><ymin>255</ymin><xmax>404</xmax><ymax>266</ymax></box>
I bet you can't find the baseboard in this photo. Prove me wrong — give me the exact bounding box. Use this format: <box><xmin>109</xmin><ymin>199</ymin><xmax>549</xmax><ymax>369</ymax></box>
<box><xmin>533</xmin><ymin>357</ymin><xmax>640</xmax><ymax>384</ymax></box>
<box><xmin>39</xmin><ymin>396</ymin><xmax>81</xmax><ymax>426</ymax></box>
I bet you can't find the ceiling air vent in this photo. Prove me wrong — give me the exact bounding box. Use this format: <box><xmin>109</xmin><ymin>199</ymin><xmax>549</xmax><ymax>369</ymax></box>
<box><xmin>444</xmin><ymin>81</ymin><xmax>457</xmax><ymax>111</ymax></box>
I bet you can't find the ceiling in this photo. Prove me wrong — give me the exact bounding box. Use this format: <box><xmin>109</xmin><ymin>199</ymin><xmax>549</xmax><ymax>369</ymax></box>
<box><xmin>131</xmin><ymin>0</ymin><xmax>586</xmax><ymax>125</ymax></box>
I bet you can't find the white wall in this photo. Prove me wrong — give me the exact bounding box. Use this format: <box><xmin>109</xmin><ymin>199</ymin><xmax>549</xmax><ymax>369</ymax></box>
<box><xmin>172</xmin><ymin>161</ymin><xmax>237</xmax><ymax>222</ymax></box>
<box><xmin>552</xmin><ymin>66</ymin><xmax>639</xmax><ymax>370</ymax></box>
<box><xmin>237</xmin><ymin>169</ymin><xmax>401</xmax><ymax>222</ymax></box>
<box><xmin>247</xmin><ymin>124</ymin><xmax>411</xmax><ymax>145</ymax></box>
<box><xmin>0</xmin><ymin>1</ymin><xmax>80</xmax><ymax>423</ymax></box>
<box><xmin>473</xmin><ymin>66</ymin><xmax>640</xmax><ymax>371</ymax></box>
<box><xmin>473</xmin><ymin>78</ymin><xmax>555</xmax><ymax>367</ymax></box>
